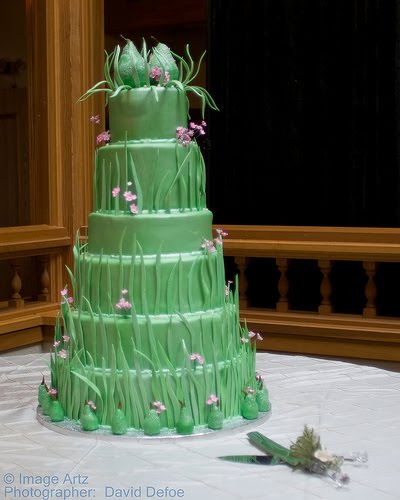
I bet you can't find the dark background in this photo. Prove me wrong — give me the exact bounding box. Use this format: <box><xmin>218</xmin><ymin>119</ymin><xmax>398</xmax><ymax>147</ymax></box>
<box><xmin>207</xmin><ymin>0</ymin><xmax>400</xmax><ymax>227</ymax></box>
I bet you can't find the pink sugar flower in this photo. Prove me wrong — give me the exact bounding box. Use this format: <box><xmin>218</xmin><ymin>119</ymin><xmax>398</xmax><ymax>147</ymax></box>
<box><xmin>216</xmin><ymin>228</ymin><xmax>228</xmax><ymax>238</ymax></box>
<box><xmin>115</xmin><ymin>297</ymin><xmax>132</xmax><ymax>311</ymax></box>
<box><xmin>207</xmin><ymin>394</ymin><xmax>219</xmax><ymax>405</ymax></box>
<box><xmin>60</xmin><ymin>288</ymin><xmax>68</xmax><ymax>297</ymax></box>
<box><xmin>90</xmin><ymin>114</ymin><xmax>100</xmax><ymax>124</ymax></box>
<box><xmin>112</xmin><ymin>186</ymin><xmax>120</xmax><ymax>198</ymax></box>
<box><xmin>121</xmin><ymin>289</ymin><xmax>128</xmax><ymax>295</ymax></box>
<box><xmin>130</xmin><ymin>204</ymin><xmax>138</xmax><ymax>214</ymax></box>
<box><xmin>152</xmin><ymin>401</ymin><xmax>166</xmax><ymax>414</ymax></box>
<box><xmin>87</xmin><ymin>400</ymin><xmax>96</xmax><ymax>410</ymax></box>
<box><xmin>53</xmin><ymin>340</ymin><xmax>60</xmax><ymax>348</ymax></box>
<box><xmin>189</xmin><ymin>353</ymin><xmax>205</xmax><ymax>365</ymax></box>
<box><xmin>62</xmin><ymin>335</ymin><xmax>70</xmax><ymax>343</ymax></box>
<box><xmin>57</xmin><ymin>349</ymin><xmax>68</xmax><ymax>359</ymax></box>
<box><xmin>67</xmin><ymin>296</ymin><xmax>74</xmax><ymax>304</ymax></box>
<box><xmin>48</xmin><ymin>388</ymin><xmax>58</xmax><ymax>396</ymax></box>
<box><xmin>201</xmin><ymin>239</ymin><xmax>216</xmax><ymax>253</ymax></box>
<box><xmin>96</xmin><ymin>130</ymin><xmax>111</xmax><ymax>145</ymax></box>
<box><xmin>240</xmin><ymin>337</ymin><xmax>249</xmax><ymax>344</ymax></box>
<box><xmin>248</xmin><ymin>331</ymin><xmax>263</xmax><ymax>341</ymax></box>
<box><xmin>123</xmin><ymin>191</ymin><xmax>137</xmax><ymax>202</ymax></box>
<box><xmin>149</xmin><ymin>66</ymin><xmax>162</xmax><ymax>79</ymax></box>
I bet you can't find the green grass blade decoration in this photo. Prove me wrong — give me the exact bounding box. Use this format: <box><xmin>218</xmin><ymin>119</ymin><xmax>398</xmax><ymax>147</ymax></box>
<box><xmin>71</xmin><ymin>370</ymin><xmax>103</xmax><ymax>403</ymax></box>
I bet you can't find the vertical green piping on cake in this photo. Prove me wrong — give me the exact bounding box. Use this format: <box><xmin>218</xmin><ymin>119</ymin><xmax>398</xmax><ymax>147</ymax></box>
<box><xmin>216</xmin><ymin>245</ymin><xmax>225</xmax><ymax>308</ymax></box>
<box><xmin>166</xmin><ymin>261</ymin><xmax>179</xmax><ymax>313</ymax></box>
<box><xmin>124</xmin><ymin>133</ymin><xmax>129</xmax><ymax>203</ymax></box>
<box><xmin>130</xmin><ymin>300</ymin><xmax>142</xmax><ymax>353</ymax></box>
<box><xmin>114</xmin><ymin>152</ymin><xmax>121</xmax><ymax>214</ymax></box>
<box><xmin>148</xmin><ymin>149</ymin><xmax>160</xmax><ymax>213</ymax></box>
<box><xmin>128</xmin><ymin>152</ymin><xmax>143</xmax><ymax>212</ymax></box>
<box><xmin>200</xmin><ymin>255</ymin><xmax>211</xmax><ymax>311</ymax></box>
<box><xmin>154</xmin><ymin>170</ymin><xmax>170</xmax><ymax>212</ymax></box>
<box><xmin>164</xmin><ymin>148</ymin><xmax>192</xmax><ymax>213</ymax></box>
<box><xmin>109</xmin><ymin>345</ymin><xmax>118</xmax><ymax>422</ymax></box>
<box><xmin>187</xmin><ymin>257</ymin><xmax>197</xmax><ymax>313</ymax></box>
<box><xmin>156</xmin><ymin>338</ymin><xmax>182</xmax><ymax>421</ymax></box>
<box><xmin>119</xmin><ymin>338</ymin><xmax>141</xmax><ymax>428</ymax></box>
<box><xmin>154</xmin><ymin>246</ymin><xmax>162</xmax><ymax>314</ymax></box>
<box><xmin>128</xmin><ymin>233</ymin><xmax>137</xmax><ymax>315</ymax></box>
<box><xmin>137</xmin><ymin>242</ymin><xmax>148</xmax><ymax>314</ymax></box>
<box><xmin>83</xmin><ymin>297</ymin><xmax>98</xmax><ymax>366</ymax></box>
<box><xmin>97</xmin><ymin>308</ymin><xmax>109</xmax><ymax>369</ymax></box>
<box><xmin>199</xmin><ymin>149</ymin><xmax>206</xmax><ymax>208</ymax></box>
<box><xmin>93</xmin><ymin>149</ymin><xmax>99</xmax><ymax>211</ymax></box>
<box><xmin>101</xmin><ymin>158</ymin><xmax>107</xmax><ymax>212</ymax></box>
<box><xmin>95</xmin><ymin>250</ymin><xmax>104</xmax><ymax>311</ymax></box>
<box><xmin>178</xmin><ymin>255</ymin><xmax>184</xmax><ymax>311</ymax></box>
<box><xmin>131</xmin><ymin>339</ymin><xmax>149</xmax><ymax>427</ymax></box>
<box><xmin>99</xmin><ymin>357</ymin><xmax>109</xmax><ymax>425</ymax></box>
<box><xmin>206</xmin><ymin>251</ymin><xmax>215</xmax><ymax>310</ymax></box>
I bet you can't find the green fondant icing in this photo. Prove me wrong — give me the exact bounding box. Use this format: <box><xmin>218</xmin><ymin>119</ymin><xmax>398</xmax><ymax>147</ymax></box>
<box><xmin>256</xmin><ymin>387</ymin><xmax>270</xmax><ymax>412</ymax></box>
<box><xmin>111</xmin><ymin>408</ymin><xmax>128</xmax><ymax>435</ymax></box>
<box><xmin>50</xmin><ymin>401</ymin><xmax>65</xmax><ymax>422</ymax></box>
<box><xmin>108</xmin><ymin>89</ymin><xmax>187</xmax><ymax>141</ymax></box>
<box><xmin>50</xmin><ymin>45</ymin><xmax>262</xmax><ymax>434</ymax></box>
<box><xmin>80</xmin><ymin>405</ymin><xmax>99</xmax><ymax>431</ymax></box>
<box><xmin>143</xmin><ymin>409</ymin><xmax>161</xmax><ymax>436</ymax></box>
<box><xmin>241</xmin><ymin>393</ymin><xmax>259</xmax><ymax>420</ymax></box>
<box><xmin>176</xmin><ymin>406</ymin><xmax>194</xmax><ymax>435</ymax></box>
<box><xmin>207</xmin><ymin>405</ymin><xmax>224</xmax><ymax>430</ymax></box>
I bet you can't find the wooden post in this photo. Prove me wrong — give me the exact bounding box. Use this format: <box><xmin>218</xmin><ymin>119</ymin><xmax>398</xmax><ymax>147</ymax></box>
<box><xmin>363</xmin><ymin>261</ymin><xmax>377</xmax><ymax>317</ymax></box>
<box><xmin>9</xmin><ymin>260</ymin><xmax>25</xmax><ymax>308</ymax></box>
<box><xmin>37</xmin><ymin>256</ymin><xmax>50</xmax><ymax>302</ymax></box>
<box><xmin>234</xmin><ymin>256</ymin><xmax>250</xmax><ymax>309</ymax></box>
<box><xmin>318</xmin><ymin>259</ymin><xmax>333</xmax><ymax>314</ymax></box>
<box><xmin>276</xmin><ymin>258</ymin><xmax>290</xmax><ymax>312</ymax></box>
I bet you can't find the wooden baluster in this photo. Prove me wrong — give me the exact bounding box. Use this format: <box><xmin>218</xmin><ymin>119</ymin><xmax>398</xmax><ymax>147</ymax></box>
<box><xmin>318</xmin><ymin>259</ymin><xmax>333</xmax><ymax>314</ymax></box>
<box><xmin>37</xmin><ymin>256</ymin><xmax>50</xmax><ymax>302</ymax></box>
<box><xmin>276</xmin><ymin>258</ymin><xmax>290</xmax><ymax>312</ymax></box>
<box><xmin>363</xmin><ymin>261</ymin><xmax>377</xmax><ymax>317</ymax></box>
<box><xmin>234</xmin><ymin>256</ymin><xmax>250</xmax><ymax>309</ymax></box>
<box><xmin>9</xmin><ymin>260</ymin><xmax>25</xmax><ymax>308</ymax></box>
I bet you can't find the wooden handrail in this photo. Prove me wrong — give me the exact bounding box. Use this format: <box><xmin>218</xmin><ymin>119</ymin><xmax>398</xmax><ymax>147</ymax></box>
<box><xmin>217</xmin><ymin>225</ymin><xmax>400</xmax><ymax>262</ymax></box>
<box><xmin>0</xmin><ymin>225</ymin><xmax>71</xmax><ymax>259</ymax></box>
<box><xmin>212</xmin><ymin>224</ymin><xmax>400</xmax><ymax>361</ymax></box>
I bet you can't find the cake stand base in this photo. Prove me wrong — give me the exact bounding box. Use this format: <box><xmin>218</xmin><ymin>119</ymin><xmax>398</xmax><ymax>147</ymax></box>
<box><xmin>37</xmin><ymin>406</ymin><xmax>272</xmax><ymax>442</ymax></box>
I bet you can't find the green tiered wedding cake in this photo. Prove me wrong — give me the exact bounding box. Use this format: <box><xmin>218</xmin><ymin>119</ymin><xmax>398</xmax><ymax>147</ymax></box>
<box><xmin>42</xmin><ymin>39</ymin><xmax>268</xmax><ymax>435</ymax></box>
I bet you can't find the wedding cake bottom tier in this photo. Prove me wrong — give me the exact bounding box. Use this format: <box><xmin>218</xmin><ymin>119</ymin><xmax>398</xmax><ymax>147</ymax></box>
<box><xmin>51</xmin><ymin>348</ymin><xmax>256</xmax><ymax>430</ymax></box>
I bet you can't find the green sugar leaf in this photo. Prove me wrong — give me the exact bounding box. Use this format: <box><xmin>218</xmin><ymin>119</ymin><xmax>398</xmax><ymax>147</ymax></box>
<box><xmin>119</xmin><ymin>39</ymin><xmax>147</xmax><ymax>88</ymax></box>
<box><xmin>150</xmin><ymin>43</ymin><xmax>179</xmax><ymax>82</ymax></box>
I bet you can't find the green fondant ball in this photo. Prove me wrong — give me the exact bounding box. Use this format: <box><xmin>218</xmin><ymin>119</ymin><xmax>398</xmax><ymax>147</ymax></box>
<box><xmin>256</xmin><ymin>388</ymin><xmax>270</xmax><ymax>412</ymax></box>
<box><xmin>111</xmin><ymin>408</ymin><xmax>128</xmax><ymax>435</ymax></box>
<box><xmin>176</xmin><ymin>407</ymin><xmax>194</xmax><ymax>435</ymax></box>
<box><xmin>207</xmin><ymin>405</ymin><xmax>224</xmax><ymax>430</ymax></box>
<box><xmin>143</xmin><ymin>409</ymin><xmax>161</xmax><ymax>436</ymax></box>
<box><xmin>241</xmin><ymin>393</ymin><xmax>259</xmax><ymax>420</ymax></box>
<box><xmin>50</xmin><ymin>401</ymin><xmax>65</xmax><ymax>422</ymax></box>
<box><xmin>80</xmin><ymin>405</ymin><xmax>99</xmax><ymax>431</ymax></box>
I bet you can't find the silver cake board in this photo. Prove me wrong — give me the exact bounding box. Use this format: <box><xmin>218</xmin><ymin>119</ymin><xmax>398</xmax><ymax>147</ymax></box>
<box><xmin>37</xmin><ymin>406</ymin><xmax>271</xmax><ymax>443</ymax></box>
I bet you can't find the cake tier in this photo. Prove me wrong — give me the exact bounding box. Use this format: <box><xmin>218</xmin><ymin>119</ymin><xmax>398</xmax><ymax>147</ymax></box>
<box><xmin>108</xmin><ymin>88</ymin><xmax>188</xmax><ymax>141</ymax></box>
<box><xmin>87</xmin><ymin>210</ymin><xmax>212</xmax><ymax>255</ymax></box>
<box><xmin>52</xmin><ymin>299</ymin><xmax>256</xmax><ymax>430</ymax></box>
<box><xmin>69</xmin><ymin>303</ymin><xmax>239</xmax><ymax>371</ymax></box>
<box><xmin>94</xmin><ymin>140</ymin><xmax>206</xmax><ymax>212</ymax></box>
<box><xmin>75</xmin><ymin>247</ymin><xmax>226</xmax><ymax>315</ymax></box>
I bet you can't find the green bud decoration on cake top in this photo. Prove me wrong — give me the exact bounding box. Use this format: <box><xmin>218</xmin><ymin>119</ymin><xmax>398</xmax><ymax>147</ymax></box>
<box><xmin>241</xmin><ymin>388</ymin><xmax>259</xmax><ymax>420</ymax></box>
<box><xmin>79</xmin><ymin>38</ymin><xmax>218</xmax><ymax>117</ymax></box>
<box><xmin>80</xmin><ymin>401</ymin><xmax>99</xmax><ymax>431</ymax></box>
<box><xmin>176</xmin><ymin>401</ymin><xmax>194</xmax><ymax>435</ymax></box>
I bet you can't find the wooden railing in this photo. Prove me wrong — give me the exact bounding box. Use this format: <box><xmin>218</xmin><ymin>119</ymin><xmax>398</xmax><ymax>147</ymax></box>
<box><xmin>0</xmin><ymin>225</ymin><xmax>71</xmax><ymax>351</ymax></box>
<box><xmin>2</xmin><ymin>223</ymin><xmax>400</xmax><ymax>362</ymax></box>
<box><xmin>218</xmin><ymin>225</ymin><xmax>400</xmax><ymax>362</ymax></box>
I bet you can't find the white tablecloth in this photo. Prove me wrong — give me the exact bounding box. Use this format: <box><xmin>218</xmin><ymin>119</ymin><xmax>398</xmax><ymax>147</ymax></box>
<box><xmin>0</xmin><ymin>351</ymin><xmax>399</xmax><ymax>500</ymax></box>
